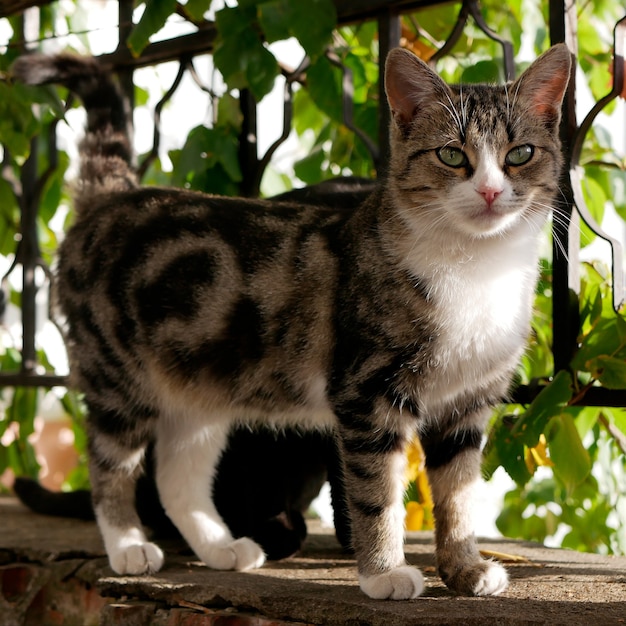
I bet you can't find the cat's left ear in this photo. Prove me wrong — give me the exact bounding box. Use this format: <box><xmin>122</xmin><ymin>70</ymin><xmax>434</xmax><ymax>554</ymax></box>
<box><xmin>512</xmin><ymin>43</ymin><xmax>572</xmax><ymax>130</ymax></box>
<box><xmin>385</xmin><ymin>47</ymin><xmax>454</xmax><ymax>135</ymax></box>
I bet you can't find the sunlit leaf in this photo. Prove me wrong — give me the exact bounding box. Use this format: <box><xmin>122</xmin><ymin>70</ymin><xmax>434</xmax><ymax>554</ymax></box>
<box><xmin>573</xmin><ymin>406</ymin><xmax>601</xmax><ymax>439</ymax></box>
<box><xmin>579</xmin><ymin>168</ymin><xmax>607</xmax><ymax>248</ymax></box>
<box><xmin>260</xmin><ymin>0</ymin><xmax>336</xmax><ymax>58</ymax></box>
<box><xmin>572</xmin><ymin>315</ymin><xmax>626</xmax><ymax>371</ymax></box>
<box><xmin>214</xmin><ymin>5</ymin><xmax>279</xmax><ymax>101</ymax></box>
<box><xmin>306</xmin><ymin>55</ymin><xmax>343</xmax><ymax>124</ymax></box>
<box><xmin>585</xmin><ymin>355</ymin><xmax>626</xmax><ymax>389</ymax></box>
<box><xmin>461</xmin><ymin>60</ymin><xmax>502</xmax><ymax>83</ymax></box>
<box><xmin>511</xmin><ymin>370</ymin><xmax>574</xmax><ymax>446</ymax></box>
<box><xmin>546</xmin><ymin>413</ymin><xmax>592</xmax><ymax>492</ymax></box>
<box><xmin>294</xmin><ymin>146</ymin><xmax>326</xmax><ymax>184</ymax></box>
<box><xmin>183</xmin><ymin>0</ymin><xmax>212</xmax><ymax>21</ymax></box>
<box><xmin>605</xmin><ymin>408</ymin><xmax>626</xmax><ymax>436</ymax></box>
<box><xmin>128</xmin><ymin>0</ymin><xmax>177</xmax><ymax>57</ymax></box>
<box><xmin>217</xmin><ymin>93</ymin><xmax>243</xmax><ymax>131</ymax></box>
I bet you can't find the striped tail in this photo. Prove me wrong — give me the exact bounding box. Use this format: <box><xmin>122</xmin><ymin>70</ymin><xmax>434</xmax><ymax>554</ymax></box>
<box><xmin>12</xmin><ymin>53</ymin><xmax>137</xmax><ymax>213</ymax></box>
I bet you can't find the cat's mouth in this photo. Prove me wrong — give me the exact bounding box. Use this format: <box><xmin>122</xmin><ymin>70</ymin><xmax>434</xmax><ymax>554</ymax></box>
<box><xmin>465</xmin><ymin>204</ymin><xmax>518</xmax><ymax>235</ymax></box>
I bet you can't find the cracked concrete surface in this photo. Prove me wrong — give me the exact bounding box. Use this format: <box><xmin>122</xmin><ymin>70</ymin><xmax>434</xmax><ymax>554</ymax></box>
<box><xmin>1</xmin><ymin>497</ymin><xmax>625</xmax><ymax>625</ymax></box>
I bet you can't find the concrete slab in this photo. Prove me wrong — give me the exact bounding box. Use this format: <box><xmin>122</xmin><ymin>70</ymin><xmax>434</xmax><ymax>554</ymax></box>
<box><xmin>1</xmin><ymin>497</ymin><xmax>625</xmax><ymax>625</ymax></box>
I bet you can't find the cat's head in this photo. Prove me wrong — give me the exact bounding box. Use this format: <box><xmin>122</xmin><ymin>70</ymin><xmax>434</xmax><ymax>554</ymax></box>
<box><xmin>384</xmin><ymin>45</ymin><xmax>571</xmax><ymax>239</ymax></box>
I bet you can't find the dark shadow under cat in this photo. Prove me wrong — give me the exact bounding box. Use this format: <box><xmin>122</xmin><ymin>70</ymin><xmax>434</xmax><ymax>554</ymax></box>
<box><xmin>13</xmin><ymin>178</ymin><xmax>375</xmax><ymax>561</ymax></box>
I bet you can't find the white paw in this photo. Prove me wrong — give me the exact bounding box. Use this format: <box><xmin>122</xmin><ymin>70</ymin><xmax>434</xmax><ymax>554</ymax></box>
<box><xmin>109</xmin><ymin>541</ymin><xmax>164</xmax><ymax>575</ymax></box>
<box><xmin>359</xmin><ymin>565</ymin><xmax>425</xmax><ymax>600</ymax></box>
<box><xmin>199</xmin><ymin>537</ymin><xmax>266</xmax><ymax>571</ymax></box>
<box><xmin>472</xmin><ymin>560</ymin><xmax>508</xmax><ymax>596</ymax></box>
<box><xmin>441</xmin><ymin>558</ymin><xmax>508</xmax><ymax>596</ymax></box>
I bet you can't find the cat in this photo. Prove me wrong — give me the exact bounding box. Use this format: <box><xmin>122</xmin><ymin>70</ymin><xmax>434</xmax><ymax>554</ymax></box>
<box><xmin>13</xmin><ymin>180</ymin><xmax>372</xmax><ymax>560</ymax></box>
<box><xmin>14</xmin><ymin>425</ymin><xmax>350</xmax><ymax>561</ymax></box>
<box><xmin>12</xmin><ymin>44</ymin><xmax>571</xmax><ymax>600</ymax></box>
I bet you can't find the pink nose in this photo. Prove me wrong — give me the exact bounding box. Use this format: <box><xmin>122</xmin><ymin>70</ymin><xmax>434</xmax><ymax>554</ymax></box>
<box><xmin>478</xmin><ymin>188</ymin><xmax>502</xmax><ymax>207</ymax></box>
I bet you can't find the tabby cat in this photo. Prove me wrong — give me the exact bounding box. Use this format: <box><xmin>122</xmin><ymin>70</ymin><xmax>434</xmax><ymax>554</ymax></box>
<box><xmin>13</xmin><ymin>44</ymin><xmax>570</xmax><ymax>599</ymax></box>
<box><xmin>13</xmin><ymin>181</ymin><xmax>370</xmax><ymax>561</ymax></box>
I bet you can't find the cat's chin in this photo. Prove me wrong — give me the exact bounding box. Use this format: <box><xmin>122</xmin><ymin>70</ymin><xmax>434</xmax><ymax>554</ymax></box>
<box><xmin>459</xmin><ymin>207</ymin><xmax>523</xmax><ymax>238</ymax></box>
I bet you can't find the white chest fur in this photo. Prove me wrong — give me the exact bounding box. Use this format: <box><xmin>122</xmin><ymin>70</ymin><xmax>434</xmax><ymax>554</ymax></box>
<box><xmin>407</xmin><ymin>226</ymin><xmax>541</xmax><ymax>414</ymax></box>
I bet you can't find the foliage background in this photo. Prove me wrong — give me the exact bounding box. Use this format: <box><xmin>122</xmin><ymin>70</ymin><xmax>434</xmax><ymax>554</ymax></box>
<box><xmin>0</xmin><ymin>0</ymin><xmax>625</xmax><ymax>554</ymax></box>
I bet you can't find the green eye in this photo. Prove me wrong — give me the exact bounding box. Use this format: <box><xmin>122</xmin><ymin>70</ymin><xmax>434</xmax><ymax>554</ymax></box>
<box><xmin>437</xmin><ymin>146</ymin><xmax>468</xmax><ymax>168</ymax></box>
<box><xmin>506</xmin><ymin>144</ymin><xmax>534</xmax><ymax>166</ymax></box>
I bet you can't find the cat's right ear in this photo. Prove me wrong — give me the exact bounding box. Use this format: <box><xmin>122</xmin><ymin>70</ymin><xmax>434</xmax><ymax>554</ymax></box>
<box><xmin>384</xmin><ymin>48</ymin><xmax>453</xmax><ymax>135</ymax></box>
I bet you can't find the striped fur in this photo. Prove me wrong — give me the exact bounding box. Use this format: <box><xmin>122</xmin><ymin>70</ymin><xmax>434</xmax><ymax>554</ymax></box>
<box><xmin>12</xmin><ymin>45</ymin><xmax>570</xmax><ymax>599</ymax></box>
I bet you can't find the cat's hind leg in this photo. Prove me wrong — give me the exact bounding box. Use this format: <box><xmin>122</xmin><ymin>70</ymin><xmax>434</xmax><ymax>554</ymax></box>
<box><xmin>422</xmin><ymin>417</ymin><xmax>508</xmax><ymax>596</ymax></box>
<box><xmin>89</xmin><ymin>431</ymin><xmax>164</xmax><ymax>575</ymax></box>
<box><xmin>155</xmin><ymin>420</ymin><xmax>265</xmax><ymax>571</ymax></box>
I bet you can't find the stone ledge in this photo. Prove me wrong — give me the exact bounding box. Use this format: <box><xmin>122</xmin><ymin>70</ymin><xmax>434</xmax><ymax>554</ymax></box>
<box><xmin>1</xmin><ymin>497</ymin><xmax>625</xmax><ymax>625</ymax></box>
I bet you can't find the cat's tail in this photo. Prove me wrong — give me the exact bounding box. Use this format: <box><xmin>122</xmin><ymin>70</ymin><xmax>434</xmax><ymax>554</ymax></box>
<box><xmin>13</xmin><ymin>477</ymin><xmax>96</xmax><ymax>520</ymax></box>
<box><xmin>11</xmin><ymin>53</ymin><xmax>137</xmax><ymax>212</ymax></box>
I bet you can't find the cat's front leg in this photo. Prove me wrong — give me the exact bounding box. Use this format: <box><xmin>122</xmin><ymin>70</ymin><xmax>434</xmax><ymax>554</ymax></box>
<box><xmin>89</xmin><ymin>439</ymin><xmax>164</xmax><ymax>575</ymax></box>
<box><xmin>422</xmin><ymin>419</ymin><xmax>508</xmax><ymax>596</ymax></box>
<box><xmin>337</xmin><ymin>418</ymin><xmax>424</xmax><ymax>600</ymax></box>
<box><xmin>155</xmin><ymin>421</ymin><xmax>265</xmax><ymax>572</ymax></box>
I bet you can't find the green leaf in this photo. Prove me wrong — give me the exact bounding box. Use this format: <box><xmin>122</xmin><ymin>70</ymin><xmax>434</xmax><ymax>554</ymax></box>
<box><xmin>128</xmin><ymin>0</ymin><xmax>177</xmax><ymax>57</ymax></box>
<box><xmin>170</xmin><ymin>126</ymin><xmax>211</xmax><ymax>186</ymax></box>
<box><xmin>511</xmin><ymin>370</ymin><xmax>574</xmax><ymax>446</ymax></box>
<box><xmin>0</xmin><ymin>82</ymin><xmax>41</xmax><ymax>160</ymax></box>
<box><xmin>259</xmin><ymin>0</ymin><xmax>335</xmax><ymax>58</ymax></box>
<box><xmin>461</xmin><ymin>60</ymin><xmax>502</xmax><ymax>84</ymax></box>
<box><xmin>546</xmin><ymin>413</ymin><xmax>592</xmax><ymax>493</ymax></box>
<box><xmin>191</xmin><ymin>163</ymin><xmax>240</xmax><ymax>196</ymax></box>
<box><xmin>134</xmin><ymin>85</ymin><xmax>150</xmax><ymax>107</ymax></box>
<box><xmin>139</xmin><ymin>155</ymin><xmax>172</xmax><ymax>187</ymax></box>
<box><xmin>306</xmin><ymin>55</ymin><xmax>343</xmax><ymax>123</ymax></box>
<box><xmin>0</xmin><ymin>177</ymin><xmax>19</xmax><ymax>257</ymax></box>
<box><xmin>171</xmin><ymin>125</ymin><xmax>242</xmax><ymax>191</ymax></box>
<box><xmin>217</xmin><ymin>93</ymin><xmax>243</xmax><ymax>131</ymax></box>
<box><xmin>573</xmin><ymin>406</ymin><xmax>600</xmax><ymax>440</ymax></box>
<box><xmin>294</xmin><ymin>145</ymin><xmax>326</xmax><ymax>184</ymax></box>
<box><xmin>183</xmin><ymin>0</ymin><xmax>212</xmax><ymax>21</ymax></box>
<box><xmin>214</xmin><ymin>5</ymin><xmax>279</xmax><ymax>102</ymax></box>
<box><xmin>258</xmin><ymin>1</ymin><xmax>292</xmax><ymax>43</ymax></box>
<box><xmin>579</xmin><ymin>168</ymin><xmax>607</xmax><ymax>248</ymax></box>
<box><xmin>9</xmin><ymin>387</ymin><xmax>39</xmax><ymax>434</ymax></box>
<box><xmin>572</xmin><ymin>314</ymin><xmax>626</xmax><ymax>371</ymax></box>
<box><xmin>496</xmin><ymin>430</ymin><xmax>532</xmax><ymax>485</ymax></box>
<box><xmin>605</xmin><ymin>408</ymin><xmax>626</xmax><ymax>436</ymax></box>
<box><xmin>287</xmin><ymin>0</ymin><xmax>336</xmax><ymax>59</ymax></box>
<box><xmin>611</xmin><ymin>170</ymin><xmax>626</xmax><ymax>221</ymax></box>
<box><xmin>585</xmin><ymin>355</ymin><xmax>626</xmax><ymax>389</ymax></box>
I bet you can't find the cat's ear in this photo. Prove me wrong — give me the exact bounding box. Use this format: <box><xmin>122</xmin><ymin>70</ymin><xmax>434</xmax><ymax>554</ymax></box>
<box><xmin>384</xmin><ymin>47</ymin><xmax>454</xmax><ymax>135</ymax></box>
<box><xmin>511</xmin><ymin>43</ymin><xmax>572</xmax><ymax>129</ymax></box>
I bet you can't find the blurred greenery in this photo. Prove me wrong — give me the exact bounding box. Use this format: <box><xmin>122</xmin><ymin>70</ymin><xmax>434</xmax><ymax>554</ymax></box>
<box><xmin>0</xmin><ymin>0</ymin><xmax>624</xmax><ymax>554</ymax></box>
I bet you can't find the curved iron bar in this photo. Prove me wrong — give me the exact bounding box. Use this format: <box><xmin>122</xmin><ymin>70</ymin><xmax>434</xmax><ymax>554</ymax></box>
<box><xmin>429</xmin><ymin>1</ymin><xmax>471</xmax><ymax>66</ymax></box>
<box><xmin>429</xmin><ymin>0</ymin><xmax>515</xmax><ymax>80</ymax></box>
<box><xmin>0</xmin><ymin>104</ymin><xmax>69</xmax><ymax>383</ymax></box>
<box><xmin>250</xmin><ymin>56</ymin><xmax>311</xmax><ymax>197</ymax></box>
<box><xmin>466</xmin><ymin>0</ymin><xmax>515</xmax><ymax>80</ymax></box>
<box><xmin>2</xmin><ymin>98</ymin><xmax>69</xmax><ymax>288</ymax></box>
<box><xmin>137</xmin><ymin>57</ymin><xmax>190</xmax><ymax>181</ymax></box>
<box><xmin>571</xmin><ymin>16</ymin><xmax>625</xmax><ymax>166</ymax></box>
<box><xmin>186</xmin><ymin>56</ymin><xmax>220</xmax><ymax>126</ymax></box>
<box><xmin>326</xmin><ymin>50</ymin><xmax>381</xmax><ymax>169</ymax></box>
<box><xmin>569</xmin><ymin>16</ymin><xmax>626</xmax><ymax>312</ymax></box>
